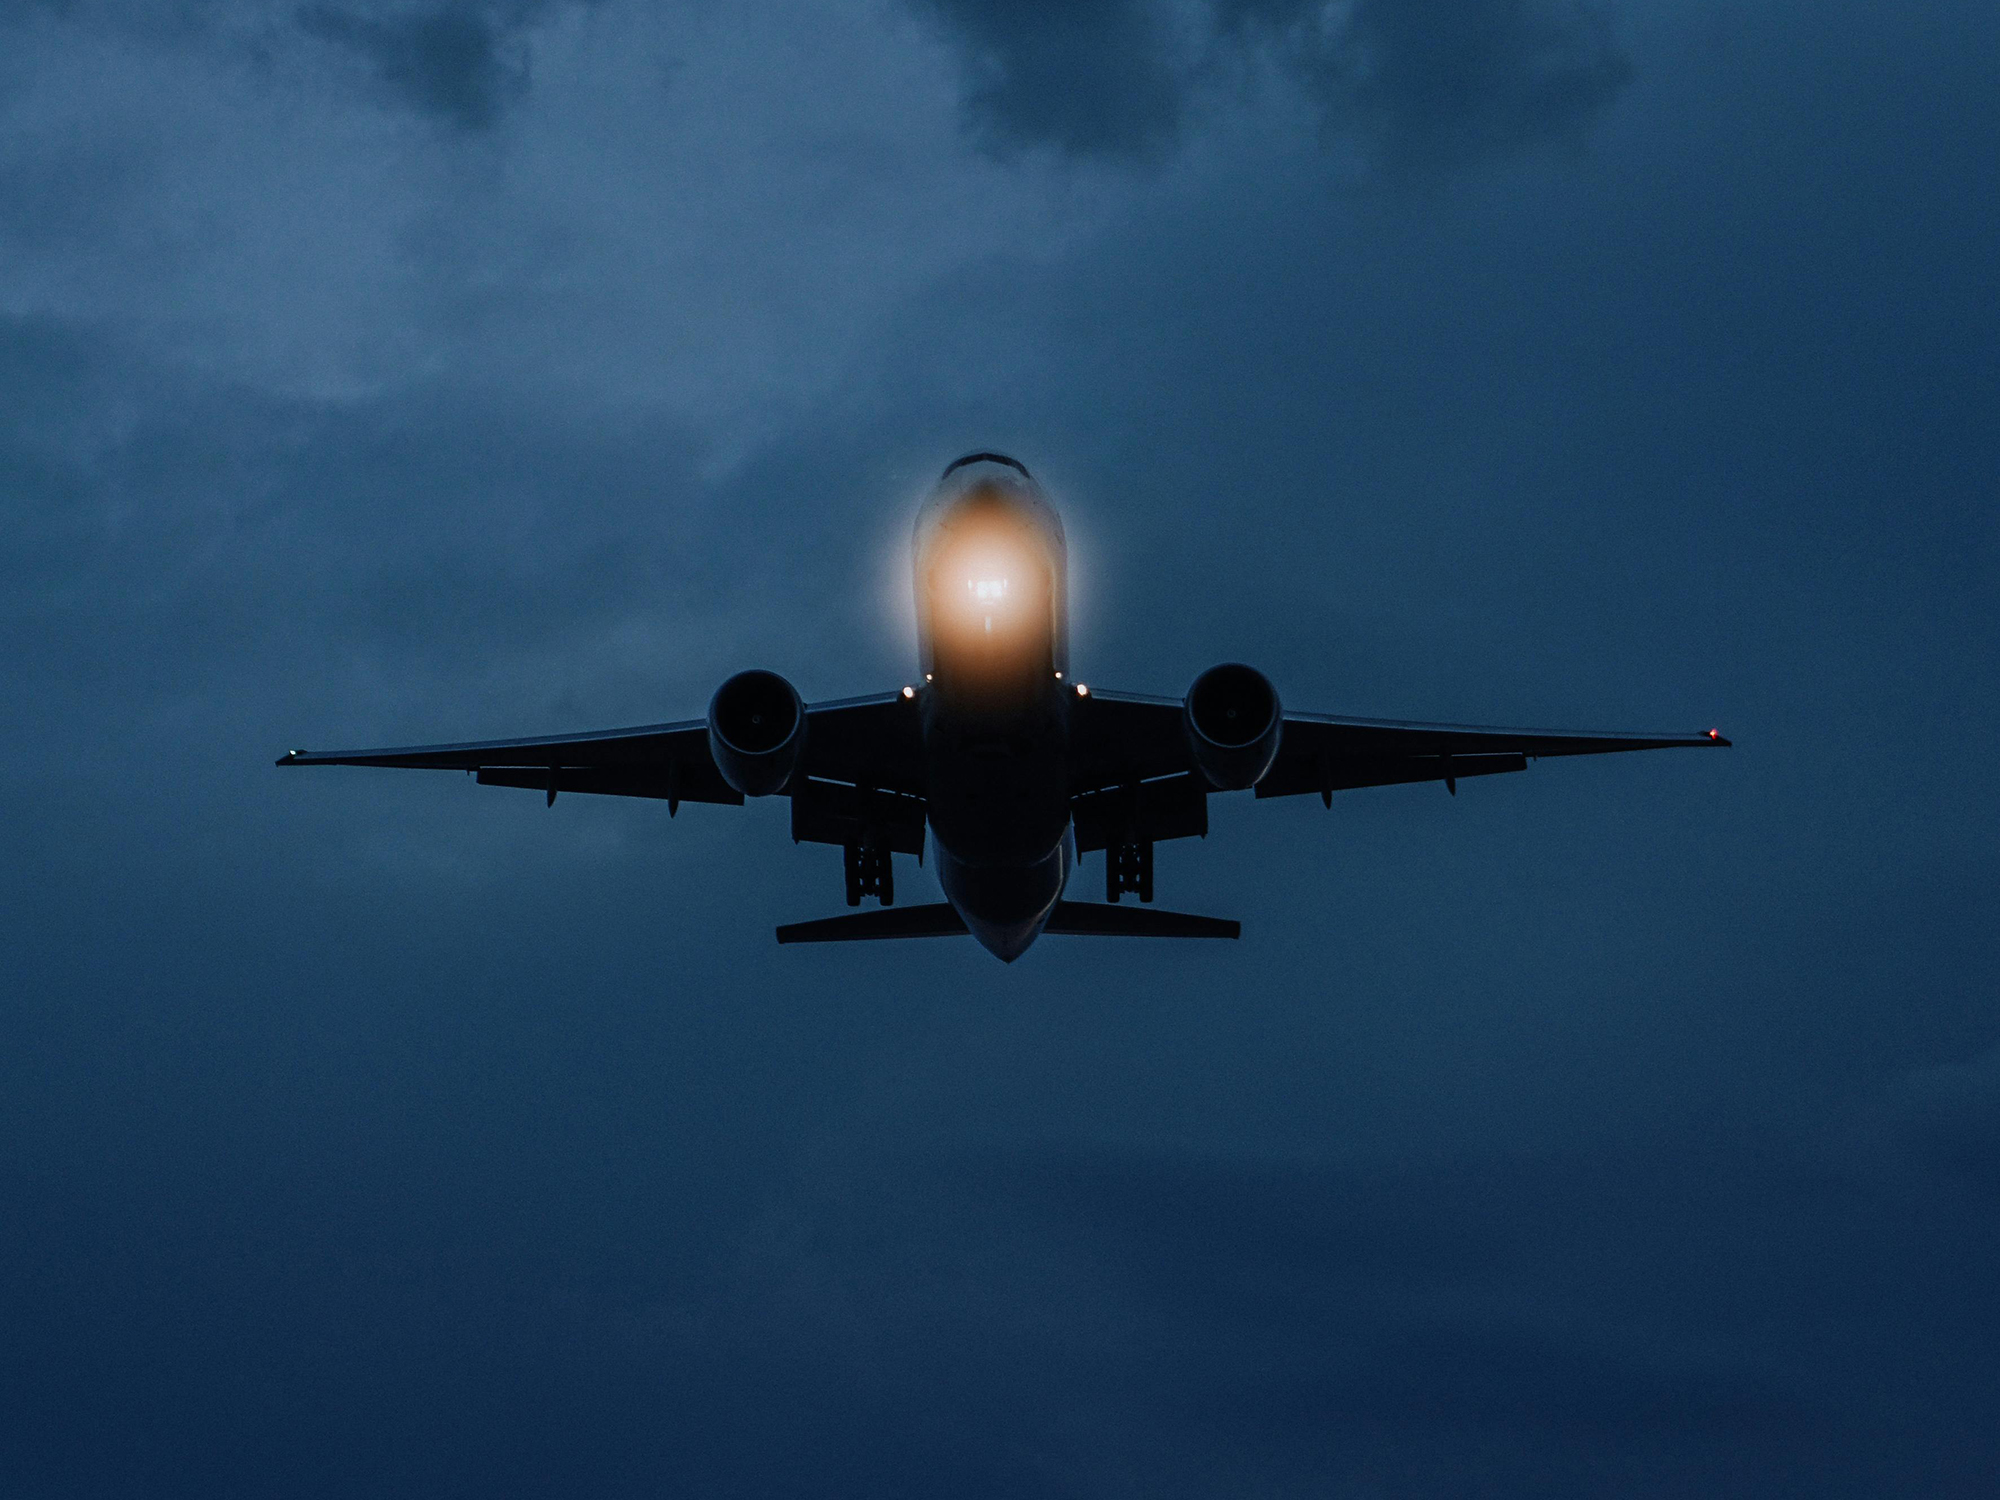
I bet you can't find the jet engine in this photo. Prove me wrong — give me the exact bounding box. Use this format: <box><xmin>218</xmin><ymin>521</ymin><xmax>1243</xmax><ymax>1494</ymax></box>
<box><xmin>1184</xmin><ymin>662</ymin><xmax>1282</xmax><ymax>790</ymax></box>
<box><xmin>707</xmin><ymin>669</ymin><xmax>806</xmax><ymax>796</ymax></box>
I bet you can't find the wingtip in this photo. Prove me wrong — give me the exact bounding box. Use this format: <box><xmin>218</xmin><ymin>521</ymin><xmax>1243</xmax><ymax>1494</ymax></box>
<box><xmin>1706</xmin><ymin>729</ymin><xmax>1732</xmax><ymax>748</ymax></box>
<box><xmin>275</xmin><ymin>748</ymin><xmax>307</xmax><ymax>766</ymax></box>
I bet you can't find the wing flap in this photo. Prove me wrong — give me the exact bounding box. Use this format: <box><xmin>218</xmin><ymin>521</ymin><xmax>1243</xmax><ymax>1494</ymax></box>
<box><xmin>475</xmin><ymin>765</ymin><xmax>743</xmax><ymax>806</ymax></box>
<box><xmin>1071</xmin><ymin>773</ymin><xmax>1208</xmax><ymax>853</ymax></box>
<box><xmin>1255</xmin><ymin>751</ymin><xmax>1526</xmax><ymax>800</ymax></box>
<box><xmin>789</xmin><ymin>779</ymin><xmax>927</xmax><ymax>854</ymax></box>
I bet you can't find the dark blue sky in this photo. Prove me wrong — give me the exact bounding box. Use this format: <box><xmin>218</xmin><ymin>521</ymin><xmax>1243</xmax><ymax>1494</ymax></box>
<box><xmin>4</xmin><ymin>1</ymin><xmax>1997</xmax><ymax>1494</ymax></box>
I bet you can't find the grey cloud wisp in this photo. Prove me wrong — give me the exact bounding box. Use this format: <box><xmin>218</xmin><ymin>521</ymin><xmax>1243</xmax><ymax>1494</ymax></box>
<box><xmin>915</xmin><ymin>0</ymin><xmax>1632</xmax><ymax>173</ymax></box>
<box><xmin>295</xmin><ymin>1</ymin><xmax>588</xmax><ymax>131</ymax></box>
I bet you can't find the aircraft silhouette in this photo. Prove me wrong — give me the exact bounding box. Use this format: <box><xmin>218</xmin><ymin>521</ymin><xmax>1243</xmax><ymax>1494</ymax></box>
<box><xmin>280</xmin><ymin>453</ymin><xmax>1729</xmax><ymax>960</ymax></box>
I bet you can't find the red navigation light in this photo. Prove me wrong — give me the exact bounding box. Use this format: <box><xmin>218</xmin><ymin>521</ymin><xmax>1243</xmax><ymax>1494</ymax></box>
<box><xmin>1708</xmin><ymin>728</ymin><xmax>1720</xmax><ymax>740</ymax></box>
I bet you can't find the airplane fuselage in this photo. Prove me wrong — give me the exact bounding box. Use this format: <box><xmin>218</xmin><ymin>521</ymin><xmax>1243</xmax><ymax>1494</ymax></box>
<box><xmin>913</xmin><ymin>455</ymin><xmax>1078</xmax><ymax>959</ymax></box>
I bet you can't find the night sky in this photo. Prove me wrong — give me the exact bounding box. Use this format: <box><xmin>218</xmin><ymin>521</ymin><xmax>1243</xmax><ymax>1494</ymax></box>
<box><xmin>4</xmin><ymin>2</ymin><xmax>1997</xmax><ymax>1495</ymax></box>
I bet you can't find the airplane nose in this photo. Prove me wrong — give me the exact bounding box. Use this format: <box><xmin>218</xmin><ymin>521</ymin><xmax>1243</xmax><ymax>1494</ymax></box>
<box><xmin>936</xmin><ymin>480</ymin><xmax>1034</xmax><ymax>527</ymax></box>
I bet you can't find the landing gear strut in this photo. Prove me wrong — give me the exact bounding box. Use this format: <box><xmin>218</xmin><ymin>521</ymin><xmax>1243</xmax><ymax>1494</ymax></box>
<box><xmin>1106</xmin><ymin>840</ymin><xmax>1153</xmax><ymax>903</ymax></box>
<box><xmin>844</xmin><ymin>843</ymin><xmax>894</xmax><ymax>907</ymax></box>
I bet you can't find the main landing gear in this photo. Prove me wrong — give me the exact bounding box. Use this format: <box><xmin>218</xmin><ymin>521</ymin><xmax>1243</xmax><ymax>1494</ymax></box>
<box><xmin>844</xmin><ymin>843</ymin><xmax>894</xmax><ymax>907</ymax></box>
<box><xmin>1106</xmin><ymin>840</ymin><xmax>1153</xmax><ymax>903</ymax></box>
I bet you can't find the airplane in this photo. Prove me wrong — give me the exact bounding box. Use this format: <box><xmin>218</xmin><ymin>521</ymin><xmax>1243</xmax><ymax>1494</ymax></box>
<box><xmin>279</xmin><ymin>452</ymin><xmax>1729</xmax><ymax>961</ymax></box>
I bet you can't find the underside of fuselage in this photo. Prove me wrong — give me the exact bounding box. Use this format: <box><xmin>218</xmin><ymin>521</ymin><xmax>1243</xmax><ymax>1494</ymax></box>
<box><xmin>929</xmin><ymin>832</ymin><xmax>1074</xmax><ymax>962</ymax></box>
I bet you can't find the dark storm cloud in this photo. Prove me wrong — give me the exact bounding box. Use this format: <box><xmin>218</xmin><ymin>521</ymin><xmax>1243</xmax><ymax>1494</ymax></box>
<box><xmin>295</xmin><ymin>1</ymin><xmax>569</xmax><ymax>131</ymax></box>
<box><xmin>913</xmin><ymin>0</ymin><xmax>1630</xmax><ymax>174</ymax></box>
<box><xmin>0</xmin><ymin>309</ymin><xmax>814</xmax><ymax>750</ymax></box>
<box><xmin>1220</xmin><ymin>0</ymin><xmax>1631</xmax><ymax>177</ymax></box>
<box><xmin>908</xmin><ymin>0</ymin><xmax>1189</xmax><ymax>159</ymax></box>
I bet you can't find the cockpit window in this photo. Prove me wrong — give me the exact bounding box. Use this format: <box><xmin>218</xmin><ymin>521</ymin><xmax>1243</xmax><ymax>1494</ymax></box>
<box><xmin>940</xmin><ymin>452</ymin><xmax>1031</xmax><ymax>482</ymax></box>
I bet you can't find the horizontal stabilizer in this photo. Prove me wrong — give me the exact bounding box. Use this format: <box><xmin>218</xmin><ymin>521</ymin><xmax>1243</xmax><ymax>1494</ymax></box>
<box><xmin>1044</xmin><ymin>902</ymin><xmax>1239</xmax><ymax>939</ymax></box>
<box><xmin>775</xmin><ymin>901</ymin><xmax>1240</xmax><ymax>943</ymax></box>
<box><xmin>776</xmin><ymin>904</ymin><xmax>969</xmax><ymax>944</ymax></box>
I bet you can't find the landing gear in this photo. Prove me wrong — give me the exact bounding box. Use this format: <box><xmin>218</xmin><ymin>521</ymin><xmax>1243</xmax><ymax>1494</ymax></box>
<box><xmin>844</xmin><ymin>843</ymin><xmax>894</xmax><ymax>907</ymax></box>
<box><xmin>1105</xmin><ymin>840</ymin><xmax>1153</xmax><ymax>903</ymax></box>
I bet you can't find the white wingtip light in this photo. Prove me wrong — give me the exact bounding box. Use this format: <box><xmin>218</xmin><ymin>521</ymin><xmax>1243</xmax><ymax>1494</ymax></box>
<box><xmin>901</xmin><ymin>685</ymin><xmax>916</xmax><ymax>700</ymax></box>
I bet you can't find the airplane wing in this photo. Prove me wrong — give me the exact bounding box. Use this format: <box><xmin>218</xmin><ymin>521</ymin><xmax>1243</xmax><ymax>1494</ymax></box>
<box><xmin>1072</xmin><ymin>689</ymin><xmax>1728</xmax><ymax>810</ymax></box>
<box><xmin>275</xmin><ymin>691</ymin><xmax>924</xmax><ymax>808</ymax></box>
<box><xmin>1254</xmin><ymin>710</ymin><xmax>1728</xmax><ymax>803</ymax></box>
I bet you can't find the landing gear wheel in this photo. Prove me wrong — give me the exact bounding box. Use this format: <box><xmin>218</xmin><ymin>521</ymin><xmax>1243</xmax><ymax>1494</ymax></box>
<box><xmin>1106</xmin><ymin>841</ymin><xmax>1153</xmax><ymax>903</ymax></box>
<box><xmin>843</xmin><ymin>843</ymin><xmax>894</xmax><ymax>907</ymax></box>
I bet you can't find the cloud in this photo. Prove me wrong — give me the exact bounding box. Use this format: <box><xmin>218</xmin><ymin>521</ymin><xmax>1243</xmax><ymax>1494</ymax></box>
<box><xmin>295</xmin><ymin>1</ymin><xmax>567</xmax><ymax>131</ymax></box>
<box><xmin>0</xmin><ymin>310</ymin><xmax>740</xmax><ymax>722</ymax></box>
<box><xmin>2</xmin><ymin>5</ymin><xmax>1996</xmax><ymax>1493</ymax></box>
<box><xmin>914</xmin><ymin>0</ymin><xmax>1632</xmax><ymax>176</ymax></box>
<box><xmin>1</xmin><ymin>1</ymin><xmax>581</xmax><ymax>139</ymax></box>
<box><xmin>1223</xmin><ymin>0</ymin><xmax>1633</xmax><ymax>179</ymax></box>
<box><xmin>907</xmin><ymin>0</ymin><xmax>1192</xmax><ymax>160</ymax></box>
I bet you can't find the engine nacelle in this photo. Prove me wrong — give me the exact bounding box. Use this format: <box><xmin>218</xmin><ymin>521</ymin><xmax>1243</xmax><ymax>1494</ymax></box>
<box><xmin>707</xmin><ymin>669</ymin><xmax>806</xmax><ymax>797</ymax></box>
<box><xmin>1184</xmin><ymin>662</ymin><xmax>1282</xmax><ymax>790</ymax></box>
